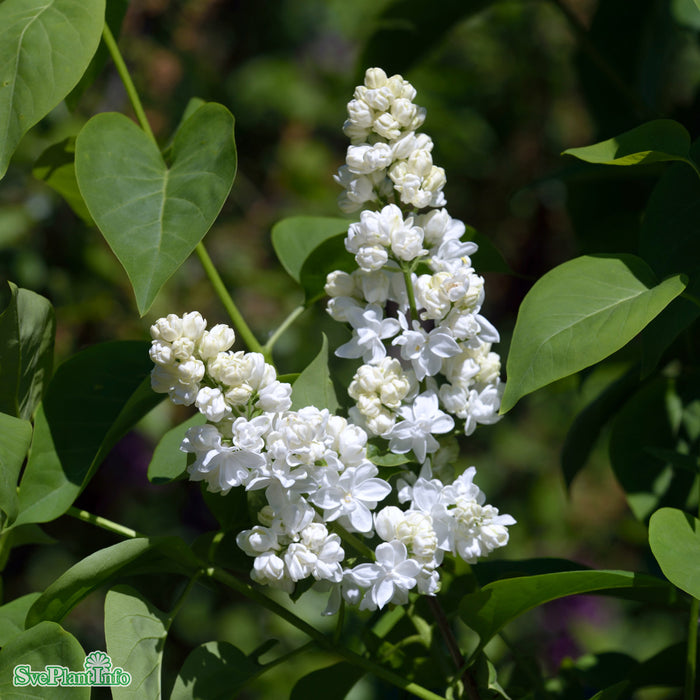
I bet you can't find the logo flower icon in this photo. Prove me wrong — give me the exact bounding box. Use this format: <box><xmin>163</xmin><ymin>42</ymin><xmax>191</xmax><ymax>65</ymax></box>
<box><xmin>84</xmin><ymin>651</ymin><xmax>112</xmax><ymax>672</ymax></box>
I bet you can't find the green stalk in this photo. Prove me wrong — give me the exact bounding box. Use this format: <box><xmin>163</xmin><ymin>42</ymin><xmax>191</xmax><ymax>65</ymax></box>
<box><xmin>262</xmin><ymin>304</ymin><xmax>306</xmax><ymax>357</ymax></box>
<box><xmin>67</xmin><ymin>506</ymin><xmax>144</xmax><ymax>539</ymax></box>
<box><xmin>401</xmin><ymin>262</ymin><xmax>419</xmax><ymax>323</ymax></box>
<box><xmin>102</xmin><ymin>23</ymin><xmax>155</xmax><ymax>143</ymax></box>
<box><xmin>195</xmin><ymin>244</ymin><xmax>266</xmax><ymax>356</ymax></box>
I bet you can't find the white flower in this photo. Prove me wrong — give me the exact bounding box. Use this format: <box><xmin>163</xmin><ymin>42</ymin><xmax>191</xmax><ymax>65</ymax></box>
<box><xmin>325</xmin><ymin>270</ymin><xmax>356</xmax><ymax>298</ymax></box>
<box><xmin>374</xmin><ymin>506</ymin><xmax>439</xmax><ymax>565</ymax></box>
<box><xmin>198</xmin><ymin>324</ymin><xmax>236</xmax><ymax>360</ymax></box>
<box><xmin>335</xmin><ymin>304</ymin><xmax>401</xmax><ymax>364</ymax></box>
<box><xmin>195</xmin><ymin>386</ymin><xmax>230</xmax><ymax>422</ymax></box>
<box><xmin>417</xmin><ymin>208</ymin><xmax>466</xmax><ymax>246</ymax></box>
<box><xmin>462</xmin><ymin>384</ymin><xmax>503</xmax><ymax>436</ymax></box>
<box><xmin>256</xmin><ymin>380</ymin><xmax>292</xmax><ymax>413</ymax></box>
<box><xmin>310</xmin><ymin>462</ymin><xmax>391</xmax><ymax>533</ymax></box>
<box><xmin>150</xmin><ymin>311</ymin><xmax>206</xmax><ymax>343</ymax></box>
<box><xmin>251</xmin><ymin>552</ymin><xmax>293</xmax><ymax>592</ymax></box>
<box><xmin>285</xmin><ymin>524</ymin><xmax>345</xmax><ymax>583</ymax></box>
<box><xmin>349</xmin><ymin>541</ymin><xmax>422</xmax><ymax>609</ymax></box>
<box><xmin>356</xmin><ymin>245</ymin><xmax>389</xmax><ymax>271</ymax></box>
<box><xmin>236</xmin><ymin>526</ymin><xmax>279</xmax><ymax>556</ymax></box>
<box><xmin>348</xmin><ymin>357</ymin><xmax>412</xmax><ymax>409</ymax></box>
<box><xmin>346</xmin><ymin>143</ymin><xmax>393</xmax><ymax>174</ymax></box>
<box><xmin>181</xmin><ymin>424</ymin><xmax>266</xmax><ymax>493</ymax></box>
<box><xmin>392</xmin><ymin>315</ymin><xmax>461</xmax><ymax>381</ymax></box>
<box><xmin>387</xmin><ymin>391</ymin><xmax>455</xmax><ymax>463</ymax></box>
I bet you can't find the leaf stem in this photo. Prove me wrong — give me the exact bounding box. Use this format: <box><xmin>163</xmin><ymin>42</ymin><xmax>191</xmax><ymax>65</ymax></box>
<box><xmin>102</xmin><ymin>23</ymin><xmax>156</xmax><ymax>143</ymax></box>
<box><xmin>194</xmin><ymin>243</ymin><xmax>266</xmax><ymax>356</ymax></box>
<box><xmin>262</xmin><ymin>304</ymin><xmax>306</xmax><ymax>357</ymax></box>
<box><xmin>66</xmin><ymin>506</ymin><xmax>143</xmax><ymax>539</ymax></box>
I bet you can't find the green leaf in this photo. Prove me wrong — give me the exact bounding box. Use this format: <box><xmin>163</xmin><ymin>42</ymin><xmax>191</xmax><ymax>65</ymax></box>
<box><xmin>104</xmin><ymin>585</ymin><xmax>169</xmax><ymax>700</ymax></box>
<box><xmin>299</xmin><ymin>233</ymin><xmax>355</xmax><ymax>303</ymax></box>
<box><xmin>147</xmin><ymin>413</ymin><xmax>205</xmax><ymax>483</ymax></box>
<box><xmin>0</xmin><ymin>621</ymin><xmax>88</xmax><ymax>699</ymax></box>
<box><xmin>649</xmin><ymin>507</ymin><xmax>700</xmax><ymax>598</ymax></box>
<box><xmin>0</xmin><ymin>592</ymin><xmax>41</xmax><ymax>646</ymax></box>
<box><xmin>562</xmin><ymin>120</ymin><xmax>692</xmax><ymax>167</ymax></box>
<box><xmin>0</xmin><ymin>281</ymin><xmax>20</xmax><ymax>415</ymax></box>
<box><xmin>271</xmin><ymin>216</ymin><xmax>349</xmax><ymax>283</ymax></box>
<box><xmin>12</xmin><ymin>341</ymin><xmax>160</xmax><ymax>528</ymax></box>
<box><xmin>0</xmin><ymin>0</ymin><xmax>105</xmax><ymax>179</ymax></box>
<box><xmin>75</xmin><ymin>103</ymin><xmax>237</xmax><ymax>314</ymax></box>
<box><xmin>16</xmin><ymin>287</ymin><xmax>55</xmax><ymax>420</ymax></box>
<box><xmin>470</xmin><ymin>557</ymin><xmax>591</xmax><ymax>586</ymax></box>
<box><xmin>639</xmin><ymin>140</ymin><xmax>700</xmax><ymax>279</ymax></box>
<box><xmin>33</xmin><ymin>138</ymin><xmax>94</xmax><ymax>224</ymax></box>
<box><xmin>609</xmin><ymin>377</ymin><xmax>696</xmax><ymax>520</ymax></box>
<box><xmin>366</xmin><ymin>443</ymin><xmax>414</xmax><ymax>467</ymax></box>
<box><xmin>460</xmin><ymin>570</ymin><xmax>675</xmax><ymax>650</ymax></box>
<box><xmin>290</xmin><ymin>662</ymin><xmax>363</xmax><ymax>700</ymax></box>
<box><xmin>170</xmin><ymin>641</ymin><xmax>261</xmax><ymax>700</ymax></box>
<box><xmin>290</xmin><ymin>334</ymin><xmax>339</xmax><ymax>412</ymax></box>
<box><xmin>561</xmin><ymin>367</ymin><xmax>641</xmax><ymax>487</ymax></box>
<box><xmin>501</xmin><ymin>255</ymin><xmax>686</xmax><ymax>412</ymax></box>
<box><xmin>0</xmin><ymin>412</ymin><xmax>32</xmax><ymax>523</ymax></box>
<box><xmin>26</xmin><ymin>536</ymin><xmax>197</xmax><ymax>627</ymax></box>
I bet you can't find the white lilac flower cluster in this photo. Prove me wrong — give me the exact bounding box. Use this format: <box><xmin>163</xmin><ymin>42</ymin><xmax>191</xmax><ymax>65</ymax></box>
<box><xmin>328</xmin><ymin>67</ymin><xmax>504</xmax><ymax>449</ymax></box>
<box><xmin>147</xmin><ymin>69</ymin><xmax>514</xmax><ymax>614</ymax></box>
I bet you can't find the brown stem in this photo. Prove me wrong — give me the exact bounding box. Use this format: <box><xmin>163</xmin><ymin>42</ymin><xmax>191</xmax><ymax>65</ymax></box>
<box><xmin>427</xmin><ymin>597</ymin><xmax>481</xmax><ymax>700</ymax></box>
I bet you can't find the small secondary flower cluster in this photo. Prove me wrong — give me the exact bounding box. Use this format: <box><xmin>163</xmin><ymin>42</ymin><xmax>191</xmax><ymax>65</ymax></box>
<box><xmin>328</xmin><ymin>68</ymin><xmax>504</xmax><ymax>458</ymax></box>
<box><xmin>148</xmin><ymin>309</ymin><xmax>513</xmax><ymax>612</ymax></box>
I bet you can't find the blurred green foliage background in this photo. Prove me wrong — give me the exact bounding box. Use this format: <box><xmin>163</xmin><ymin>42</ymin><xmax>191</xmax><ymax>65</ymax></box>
<box><xmin>3</xmin><ymin>0</ymin><xmax>700</xmax><ymax>697</ymax></box>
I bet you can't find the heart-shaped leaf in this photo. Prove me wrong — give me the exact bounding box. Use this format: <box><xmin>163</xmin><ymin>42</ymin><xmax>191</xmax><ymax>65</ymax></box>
<box><xmin>75</xmin><ymin>103</ymin><xmax>237</xmax><ymax>314</ymax></box>
<box><xmin>0</xmin><ymin>0</ymin><xmax>105</xmax><ymax>178</ymax></box>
